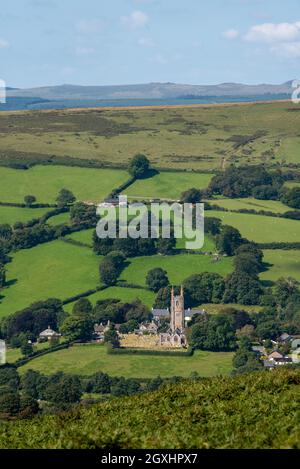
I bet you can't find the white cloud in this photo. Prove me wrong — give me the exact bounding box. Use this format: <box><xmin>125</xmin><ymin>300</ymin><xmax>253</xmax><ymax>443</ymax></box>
<box><xmin>245</xmin><ymin>21</ymin><xmax>300</xmax><ymax>43</ymax></box>
<box><xmin>0</xmin><ymin>39</ymin><xmax>9</xmax><ymax>49</ymax></box>
<box><xmin>76</xmin><ymin>19</ymin><xmax>104</xmax><ymax>34</ymax></box>
<box><xmin>223</xmin><ymin>29</ymin><xmax>239</xmax><ymax>40</ymax></box>
<box><xmin>121</xmin><ymin>10</ymin><xmax>149</xmax><ymax>29</ymax></box>
<box><xmin>138</xmin><ymin>37</ymin><xmax>155</xmax><ymax>47</ymax></box>
<box><xmin>270</xmin><ymin>41</ymin><xmax>300</xmax><ymax>58</ymax></box>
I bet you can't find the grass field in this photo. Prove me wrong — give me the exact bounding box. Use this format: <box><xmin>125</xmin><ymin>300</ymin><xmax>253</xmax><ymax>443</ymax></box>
<box><xmin>260</xmin><ymin>250</ymin><xmax>300</xmax><ymax>283</ymax></box>
<box><xmin>206</xmin><ymin>210</ymin><xmax>300</xmax><ymax>243</ymax></box>
<box><xmin>124</xmin><ymin>172</ymin><xmax>213</xmax><ymax>200</ymax></box>
<box><xmin>47</xmin><ymin>212</ymin><xmax>70</xmax><ymax>226</ymax></box>
<box><xmin>66</xmin><ymin>228</ymin><xmax>94</xmax><ymax>246</ymax></box>
<box><xmin>1</xmin><ymin>101</ymin><xmax>300</xmax><ymax>171</ymax></box>
<box><xmin>285</xmin><ymin>181</ymin><xmax>300</xmax><ymax>189</ymax></box>
<box><xmin>208</xmin><ymin>197</ymin><xmax>293</xmax><ymax>214</ymax></box>
<box><xmin>0</xmin><ymin>240</ymin><xmax>101</xmax><ymax>318</ymax></box>
<box><xmin>64</xmin><ymin>286</ymin><xmax>156</xmax><ymax>312</ymax></box>
<box><xmin>19</xmin><ymin>344</ymin><xmax>233</xmax><ymax>378</ymax></box>
<box><xmin>0</xmin><ymin>206</ymin><xmax>49</xmax><ymax>225</ymax></box>
<box><xmin>0</xmin><ymin>165</ymin><xmax>128</xmax><ymax>204</ymax></box>
<box><xmin>120</xmin><ymin>253</ymin><xmax>233</xmax><ymax>287</ymax></box>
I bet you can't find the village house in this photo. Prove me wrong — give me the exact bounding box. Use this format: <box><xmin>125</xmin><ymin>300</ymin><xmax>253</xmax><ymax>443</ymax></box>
<box><xmin>39</xmin><ymin>326</ymin><xmax>61</xmax><ymax>341</ymax></box>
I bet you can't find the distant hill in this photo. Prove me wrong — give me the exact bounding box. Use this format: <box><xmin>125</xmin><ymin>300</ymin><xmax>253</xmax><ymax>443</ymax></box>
<box><xmin>0</xmin><ymin>368</ymin><xmax>299</xmax><ymax>449</ymax></box>
<box><xmin>6</xmin><ymin>81</ymin><xmax>294</xmax><ymax>100</ymax></box>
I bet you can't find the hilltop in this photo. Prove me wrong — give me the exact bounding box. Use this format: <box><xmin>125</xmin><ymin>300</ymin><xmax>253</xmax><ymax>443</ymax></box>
<box><xmin>0</xmin><ymin>368</ymin><xmax>299</xmax><ymax>449</ymax></box>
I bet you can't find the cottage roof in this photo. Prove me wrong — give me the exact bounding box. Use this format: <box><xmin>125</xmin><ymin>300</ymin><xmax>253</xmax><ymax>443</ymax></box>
<box><xmin>39</xmin><ymin>326</ymin><xmax>59</xmax><ymax>337</ymax></box>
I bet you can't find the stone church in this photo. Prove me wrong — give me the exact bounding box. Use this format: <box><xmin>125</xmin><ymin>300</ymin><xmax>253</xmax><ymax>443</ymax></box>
<box><xmin>159</xmin><ymin>286</ymin><xmax>187</xmax><ymax>348</ymax></box>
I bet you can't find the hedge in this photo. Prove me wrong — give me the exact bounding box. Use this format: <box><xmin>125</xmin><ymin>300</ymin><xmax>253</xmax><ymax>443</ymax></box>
<box><xmin>62</xmin><ymin>286</ymin><xmax>108</xmax><ymax>305</ymax></box>
<box><xmin>107</xmin><ymin>344</ymin><xmax>194</xmax><ymax>357</ymax></box>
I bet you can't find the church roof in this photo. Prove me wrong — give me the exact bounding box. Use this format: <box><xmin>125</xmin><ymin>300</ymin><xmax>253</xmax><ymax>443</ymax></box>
<box><xmin>152</xmin><ymin>308</ymin><xmax>169</xmax><ymax>317</ymax></box>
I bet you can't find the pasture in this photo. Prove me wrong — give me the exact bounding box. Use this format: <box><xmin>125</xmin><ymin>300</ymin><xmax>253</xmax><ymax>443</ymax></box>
<box><xmin>260</xmin><ymin>250</ymin><xmax>300</xmax><ymax>283</ymax></box>
<box><xmin>0</xmin><ymin>240</ymin><xmax>101</xmax><ymax>318</ymax></box>
<box><xmin>1</xmin><ymin>101</ymin><xmax>300</xmax><ymax>171</ymax></box>
<box><xmin>120</xmin><ymin>253</ymin><xmax>233</xmax><ymax>287</ymax></box>
<box><xmin>0</xmin><ymin>165</ymin><xmax>128</xmax><ymax>204</ymax></box>
<box><xmin>208</xmin><ymin>197</ymin><xmax>293</xmax><ymax>214</ymax></box>
<box><xmin>64</xmin><ymin>286</ymin><xmax>156</xmax><ymax>312</ymax></box>
<box><xmin>0</xmin><ymin>206</ymin><xmax>49</xmax><ymax>225</ymax></box>
<box><xmin>47</xmin><ymin>212</ymin><xmax>70</xmax><ymax>226</ymax></box>
<box><xmin>19</xmin><ymin>344</ymin><xmax>234</xmax><ymax>378</ymax></box>
<box><xmin>124</xmin><ymin>171</ymin><xmax>213</xmax><ymax>200</ymax></box>
<box><xmin>206</xmin><ymin>210</ymin><xmax>300</xmax><ymax>243</ymax></box>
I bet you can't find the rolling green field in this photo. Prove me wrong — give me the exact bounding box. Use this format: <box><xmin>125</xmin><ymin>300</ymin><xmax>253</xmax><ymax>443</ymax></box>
<box><xmin>1</xmin><ymin>101</ymin><xmax>300</xmax><ymax>171</ymax></box>
<box><xmin>120</xmin><ymin>253</ymin><xmax>233</xmax><ymax>287</ymax></box>
<box><xmin>0</xmin><ymin>240</ymin><xmax>101</xmax><ymax>318</ymax></box>
<box><xmin>0</xmin><ymin>165</ymin><xmax>128</xmax><ymax>204</ymax></box>
<box><xmin>124</xmin><ymin>171</ymin><xmax>213</xmax><ymax>200</ymax></box>
<box><xmin>19</xmin><ymin>344</ymin><xmax>233</xmax><ymax>378</ymax></box>
<box><xmin>260</xmin><ymin>250</ymin><xmax>300</xmax><ymax>283</ymax></box>
<box><xmin>206</xmin><ymin>210</ymin><xmax>300</xmax><ymax>243</ymax></box>
<box><xmin>64</xmin><ymin>286</ymin><xmax>156</xmax><ymax>312</ymax></box>
<box><xmin>208</xmin><ymin>197</ymin><xmax>293</xmax><ymax>214</ymax></box>
<box><xmin>0</xmin><ymin>206</ymin><xmax>49</xmax><ymax>225</ymax></box>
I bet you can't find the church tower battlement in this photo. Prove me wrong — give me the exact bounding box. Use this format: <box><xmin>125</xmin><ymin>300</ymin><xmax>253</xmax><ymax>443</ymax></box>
<box><xmin>170</xmin><ymin>286</ymin><xmax>185</xmax><ymax>332</ymax></box>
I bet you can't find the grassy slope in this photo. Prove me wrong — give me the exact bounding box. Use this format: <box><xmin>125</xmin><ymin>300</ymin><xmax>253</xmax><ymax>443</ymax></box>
<box><xmin>0</xmin><ymin>240</ymin><xmax>101</xmax><ymax>318</ymax></box>
<box><xmin>1</xmin><ymin>102</ymin><xmax>300</xmax><ymax>171</ymax></box>
<box><xmin>260</xmin><ymin>250</ymin><xmax>300</xmax><ymax>283</ymax></box>
<box><xmin>0</xmin><ymin>369</ymin><xmax>298</xmax><ymax>449</ymax></box>
<box><xmin>19</xmin><ymin>344</ymin><xmax>233</xmax><ymax>378</ymax></box>
<box><xmin>0</xmin><ymin>166</ymin><xmax>128</xmax><ymax>204</ymax></box>
<box><xmin>64</xmin><ymin>286</ymin><xmax>156</xmax><ymax>312</ymax></box>
<box><xmin>120</xmin><ymin>254</ymin><xmax>233</xmax><ymax>287</ymax></box>
<box><xmin>124</xmin><ymin>172</ymin><xmax>213</xmax><ymax>200</ymax></box>
<box><xmin>206</xmin><ymin>210</ymin><xmax>300</xmax><ymax>243</ymax></box>
<box><xmin>208</xmin><ymin>197</ymin><xmax>293</xmax><ymax>214</ymax></box>
<box><xmin>0</xmin><ymin>206</ymin><xmax>49</xmax><ymax>225</ymax></box>
<box><xmin>46</xmin><ymin>211</ymin><xmax>70</xmax><ymax>226</ymax></box>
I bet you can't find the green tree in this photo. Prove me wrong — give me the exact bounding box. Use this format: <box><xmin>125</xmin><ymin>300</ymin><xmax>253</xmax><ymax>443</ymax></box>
<box><xmin>24</xmin><ymin>195</ymin><xmax>36</xmax><ymax>206</ymax></box>
<box><xmin>128</xmin><ymin>154</ymin><xmax>150</xmax><ymax>179</ymax></box>
<box><xmin>216</xmin><ymin>225</ymin><xmax>244</xmax><ymax>256</ymax></box>
<box><xmin>72</xmin><ymin>298</ymin><xmax>93</xmax><ymax>316</ymax></box>
<box><xmin>21</xmin><ymin>342</ymin><xmax>34</xmax><ymax>357</ymax></box>
<box><xmin>0</xmin><ymin>264</ymin><xmax>6</xmax><ymax>288</ymax></box>
<box><xmin>156</xmin><ymin>237</ymin><xmax>176</xmax><ymax>255</ymax></box>
<box><xmin>183</xmin><ymin>272</ymin><xmax>225</xmax><ymax>307</ymax></box>
<box><xmin>61</xmin><ymin>313</ymin><xmax>94</xmax><ymax>342</ymax></box>
<box><xmin>56</xmin><ymin>188</ymin><xmax>76</xmax><ymax>208</ymax></box>
<box><xmin>0</xmin><ymin>392</ymin><xmax>20</xmax><ymax>416</ymax></box>
<box><xmin>223</xmin><ymin>271</ymin><xmax>262</xmax><ymax>305</ymax></box>
<box><xmin>146</xmin><ymin>268</ymin><xmax>169</xmax><ymax>292</ymax></box>
<box><xmin>234</xmin><ymin>253</ymin><xmax>261</xmax><ymax>276</ymax></box>
<box><xmin>104</xmin><ymin>327</ymin><xmax>120</xmax><ymax>348</ymax></box>
<box><xmin>181</xmin><ymin>188</ymin><xmax>202</xmax><ymax>204</ymax></box>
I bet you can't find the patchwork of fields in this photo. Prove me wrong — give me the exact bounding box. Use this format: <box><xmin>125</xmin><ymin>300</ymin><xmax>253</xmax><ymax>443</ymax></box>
<box><xmin>0</xmin><ymin>240</ymin><xmax>101</xmax><ymax>318</ymax></box>
<box><xmin>18</xmin><ymin>344</ymin><xmax>234</xmax><ymax>378</ymax></box>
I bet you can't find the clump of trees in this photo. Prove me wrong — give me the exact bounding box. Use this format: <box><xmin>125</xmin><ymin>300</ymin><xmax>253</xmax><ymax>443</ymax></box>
<box><xmin>56</xmin><ymin>188</ymin><xmax>76</xmax><ymax>208</ymax></box>
<box><xmin>146</xmin><ymin>268</ymin><xmax>169</xmax><ymax>292</ymax></box>
<box><xmin>280</xmin><ymin>187</ymin><xmax>300</xmax><ymax>209</ymax></box>
<box><xmin>99</xmin><ymin>251</ymin><xmax>126</xmax><ymax>286</ymax></box>
<box><xmin>128</xmin><ymin>154</ymin><xmax>150</xmax><ymax>179</ymax></box>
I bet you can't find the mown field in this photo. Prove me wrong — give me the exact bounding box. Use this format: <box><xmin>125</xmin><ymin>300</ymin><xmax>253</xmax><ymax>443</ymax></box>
<box><xmin>1</xmin><ymin>101</ymin><xmax>300</xmax><ymax>171</ymax></box>
<box><xmin>0</xmin><ymin>165</ymin><xmax>128</xmax><ymax>204</ymax></box>
<box><xmin>206</xmin><ymin>210</ymin><xmax>300</xmax><ymax>243</ymax></box>
<box><xmin>208</xmin><ymin>197</ymin><xmax>293</xmax><ymax>214</ymax></box>
<box><xmin>0</xmin><ymin>206</ymin><xmax>49</xmax><ymax>225</ymax></box>
<box><xmin>120</xmin><ymin>253</ymin><xmax>233</xmax><ymax>287</ymax></box>
<box><xmin>124</xmin><ymin>171</ymin><xmax>213</xmax><ymax>200</ymax></box>
<box><xmin>0</xmin><ymin>240</ymin><xmax>101</xmax><ymax>318</ymax></box>
<box><xmin>260</xmin><ymin>250</ymin><xmax>300</xmax><ymax>283</ymax></box>
<box><xmin>19</xmin><ymin>343</ymin><xmax>234</xmax><ymax>378</ymax></box>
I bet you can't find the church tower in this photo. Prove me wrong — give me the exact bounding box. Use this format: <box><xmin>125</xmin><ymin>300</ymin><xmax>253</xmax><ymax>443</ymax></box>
<box><xmin>170</xmin><ymin>286</ymin><xmax>185</xmax><ymax>332</ymax></box>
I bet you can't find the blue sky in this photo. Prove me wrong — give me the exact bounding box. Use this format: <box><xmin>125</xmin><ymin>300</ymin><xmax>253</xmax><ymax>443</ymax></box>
<box><xmin>0</xmin><ymin>0</ymin><xmax>300</xmax><ymax>87</ymax></box>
